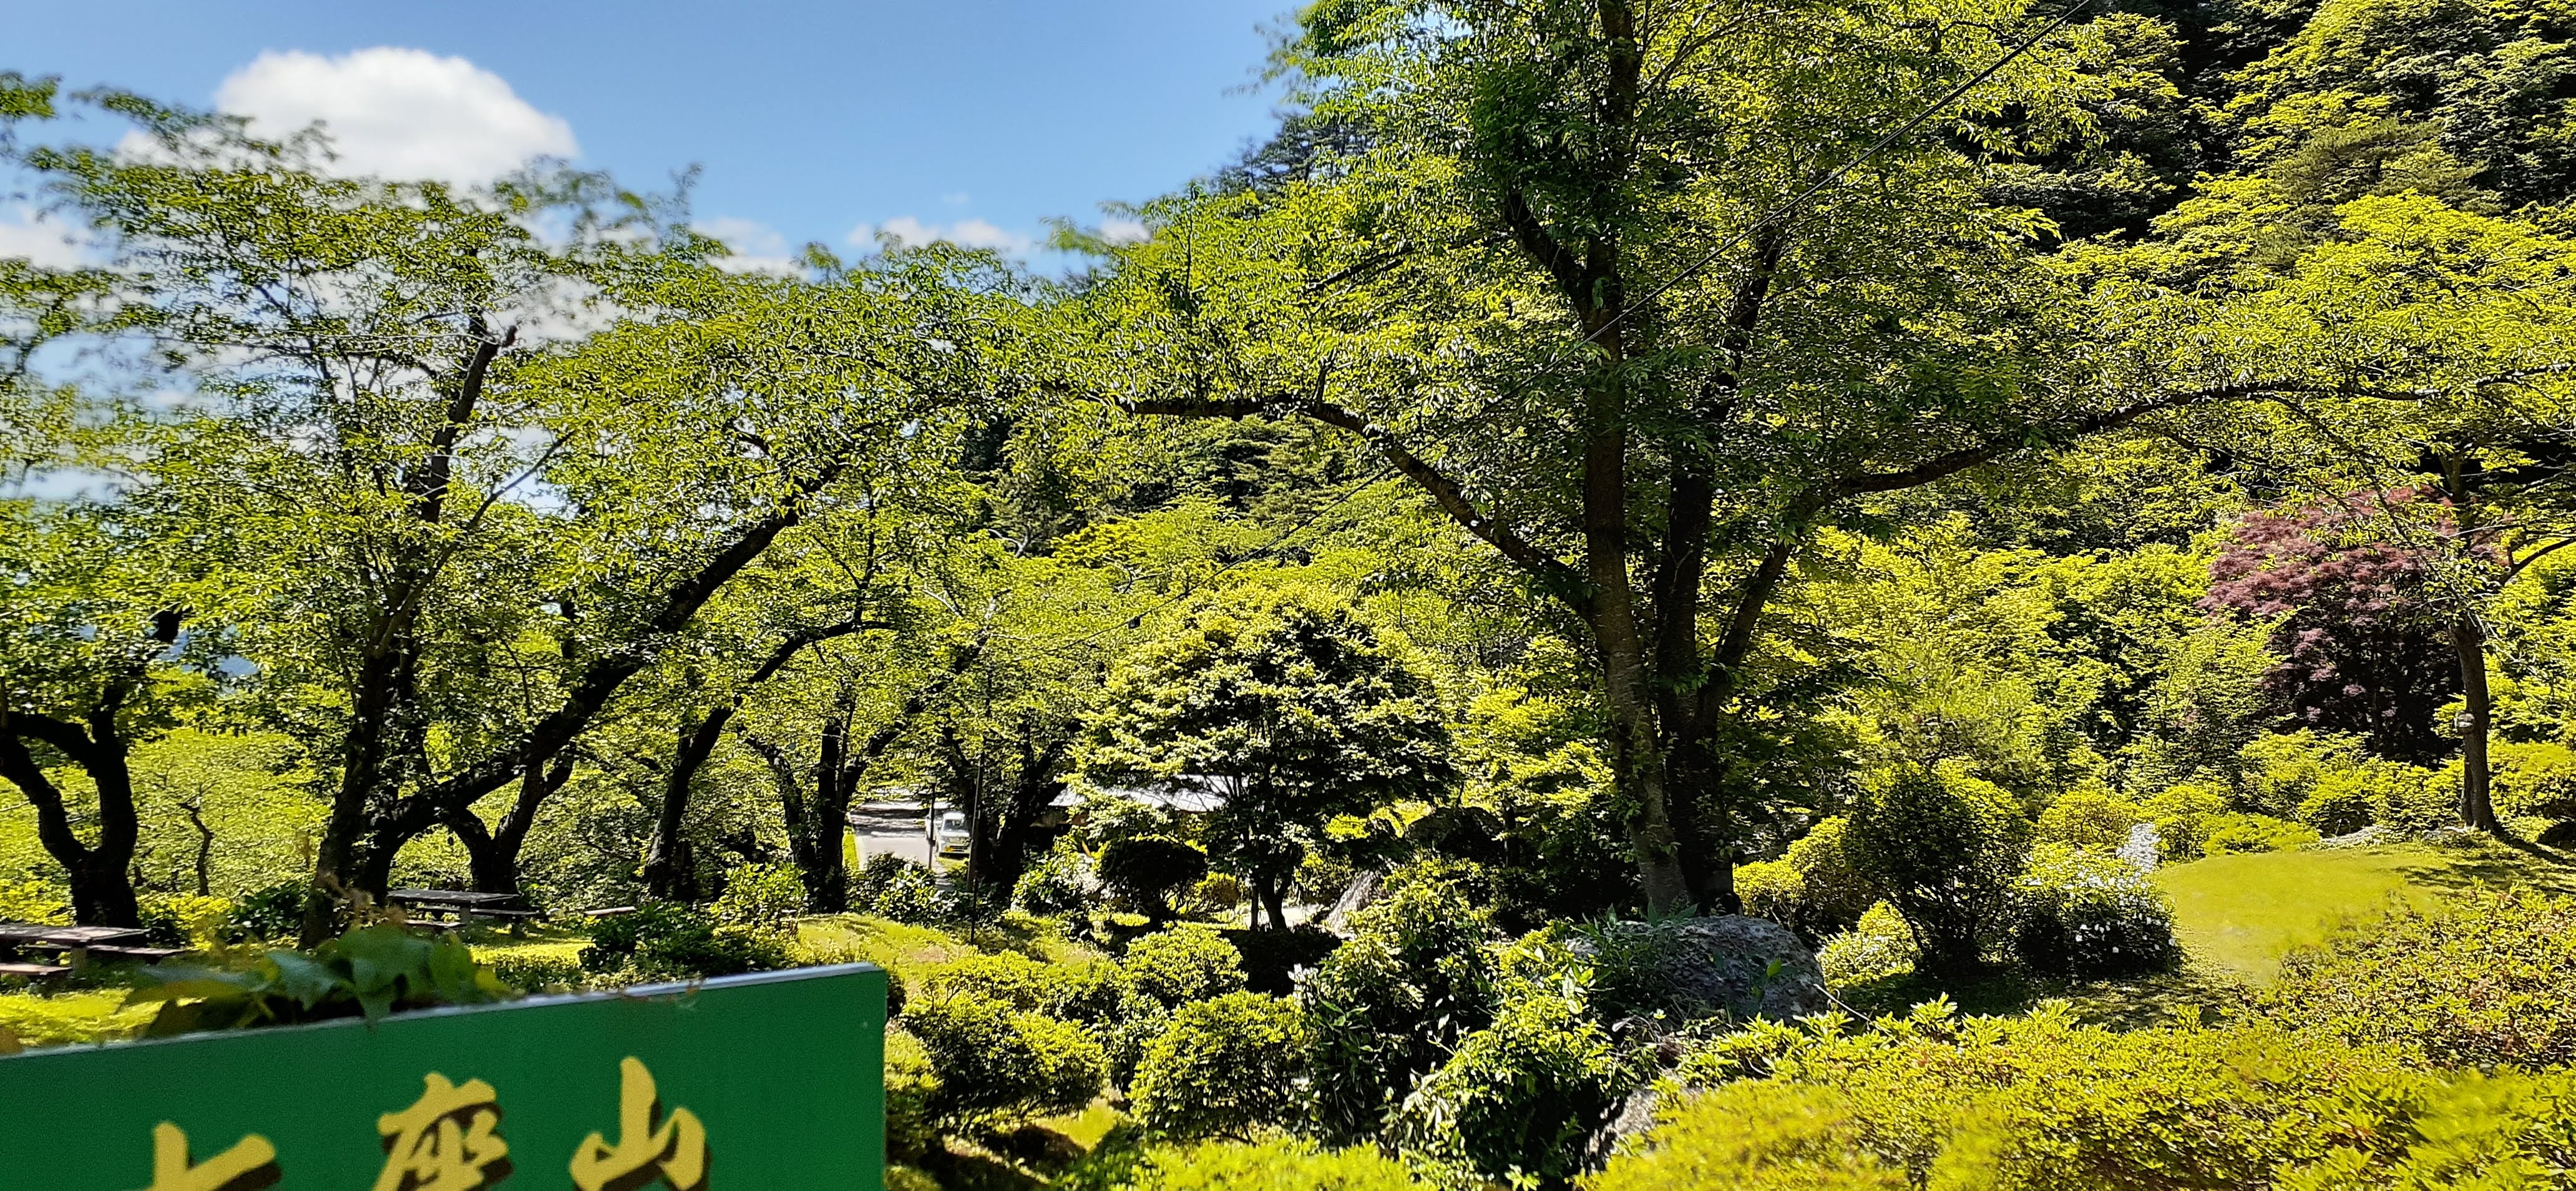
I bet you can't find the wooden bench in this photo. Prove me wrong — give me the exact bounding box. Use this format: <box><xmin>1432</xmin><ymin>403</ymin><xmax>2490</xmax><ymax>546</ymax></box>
<box><xmin>79</xmin><ymin>946</ymin><xmax>187</xmax><ymax>963</ymax></box>
<box><xmin>583</xmin><ymin>906</ymin><xmax>637</xmax><ymax>918</ymax></box>
<box><xmin>0</xmin><ymin>962</ymin><xmax>68</xmax><ymax>980</ymax></box>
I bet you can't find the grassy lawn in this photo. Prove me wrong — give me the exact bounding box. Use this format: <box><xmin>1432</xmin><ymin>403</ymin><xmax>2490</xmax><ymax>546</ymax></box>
<box><xmin>2154</xmin><ymin>837</ymin><xmax>2576</xmax><ymax>983</ymax></box>
<box><xmin>0</xmin><ymin>988</ymin><xmax>153</xmax><ymax>1050</ymax></box>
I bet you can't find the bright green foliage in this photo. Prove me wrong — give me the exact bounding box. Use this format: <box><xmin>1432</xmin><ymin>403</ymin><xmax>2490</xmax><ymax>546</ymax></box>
<box><xmin>2484</xmin><ymin>742</ymin><xmax>2576</xmax><ymax>821</ymax></box>
<box><xmin>883</xmin><ymin>1026</ymin><xmax>941</xmax><ymax>1167</ymax></box>
<box><xmin>2032</xmin><ymin>788</ymin><xmax>2145</xmax><ymax>853</ymax></box>
<box><xmin>2201</xmin><ymin>811</ymin><xmax>2321</xmax><ymax>855</ymax></box>
<box><xmin>1395</xmin><ymin>986</ymin><xmax>1620</xmax><ymax>1188</ymax></box>
<box><xmin>484</xmin><ymin>953</ymin><xmax>584</xmax><ymax>992</ymax></box>
<box><xmin>2127</xmin><ymin>622</ymin><xmax>2283</xmax><ymax>793</ymax></box>
<box><xmin>1739</xmin><ymin>817</ymin><xmax>1871</xmax><ymax>939</ymax></box>
<box><xmin>1083</xmin><ymin>587</ymin><xmax>1454</xmax><ymax>926</ymax></box>
<box><xmin>710</xmin><ymin>861</ymin><xmax>806</xmax><ymax>932</ymax></box>
<box><xmin>2140</xmin><ymin>782</ymin><xmax>2232</xmax><ymax>860</ymax></box>
<box><xmin>0</xmin><ymin>880</ymin><xmax>66</xmax><ymax>925</ymax></box>
<box><xmin>1130</xmin><ymin>991</ymin><xmax>1304</xmax><ymax>1140</ymax></box>
<box><xmin>2261</xmin><ymin>890</ymin><xmax>2576</xmax><ymax>1069</ymax></box>
<box><xmin>125</xmin><ymin>924</ymin><xmax>510</xmax><ymax>1035</ymax></box>
<box><xmin>1123</xmin><ymin>1138</ymin><xmax>1429</xmax><ymax>1190</ymax></box>
<box><xmin>0</xmin><ymin>990</ymin><xmax>154</xmax><ymax>1048</ymax></box>
<box><xmin>1817</xmin><ymin>903</ymin><xmax>1920</xmax><ymax>990</ymax></box>
<box><xmin>901</xmin><ymin>991</ymin><xmax>1106</xmax><ymax>1126</ymax></box>
<box><xmin>1121</xmin><ymin>924</ymin><xmax>1247</xmax><ymax>1009</ymax></box>
<box><xmin>2286</xmin><ymin>759</ymin><xmax>2445</xmax><ymax>835</ymax></box>
<box><xmin>1845</xmin><ymin>767</ymin><xmax>2029</xmax><ymax>972</ymax></box>
<box><xmin>1608</xmin><ymin>1002</ymin><xmax>2576</xmax><ymax>1190</ymax></box>
<box><xmin>925</xmin><ymin>950</ymin><xmax>1058</xmax><ymax>1010</ymax></box>
<box><xmin>1734</xmin><ymin>860</ymin><xmax>1805</xmax><ymax>929</ymax></box>
<box><xmin>2008</xmin><ymin>843</ymin><xmax>2180</xmax><ymax>978</ymax></box>
<box><xmin>135</xmin><ymin>892</ymin><xmax>233</xmax><ymax>949</ymax></box>
<box><xmin>1300</xmin><ymin>879</ymin><xmax>1498</xmax><ymax>1143</ymax></box>
<box><xmin>2240</xmin><ymin>730</ymin><xmax>2364</xmax><ymax>818</ymax></box>
<box><xmin>856</xmin><ymin>856</ymin><xmax>940</xmax><ymax>924</ymax></box>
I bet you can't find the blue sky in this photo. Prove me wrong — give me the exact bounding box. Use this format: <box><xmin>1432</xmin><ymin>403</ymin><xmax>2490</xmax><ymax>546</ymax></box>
<box><xmin>6</xmin><ymin>1</ymin><xmax>1293</xmax><ymax>265</ymax></box>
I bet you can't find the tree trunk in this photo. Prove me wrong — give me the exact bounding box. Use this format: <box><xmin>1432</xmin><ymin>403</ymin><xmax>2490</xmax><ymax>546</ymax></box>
<box><xmin>184</xmin><ymin>798</ymin><xmax>215</xmax><ymax>897</ymax></box>
<box><xmin>306</xmin><ymin>645</ymin><xmax>412</xmax><ymax>944</ymax></box>
<box><xmin>644</xmin><ymin>708</ymin><xmax>729</xmax><ymax>901</ymax></box>
<box><xmin>0</xmin><ymin>715</ymin><xmax>145</xmax><ymax>928</ymax></box>
<box><xmin>445</xmin><ymin>750</ymin><xmax>573</xmax><ymax>896</ymax></box>
<box><xmin>1257</xmin><ymin>873</ymin><xmax>1289</xmax><ymax>933</ymax></box>
<box><xmin>2456</xmin><ymin>614</ymin><xmax>2499</xmax><ymax>832</ymax></box>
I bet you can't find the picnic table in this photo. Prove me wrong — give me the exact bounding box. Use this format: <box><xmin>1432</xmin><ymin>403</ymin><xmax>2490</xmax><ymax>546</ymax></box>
<box><xmin>0</xmin><ymin>922</ymin><xmax>168</xmax><ymax>973</ymax></box>
<box><xmin>385</xmin><ymin>889</ymin><xmax>544</xmax><ymax>929</ymax></box>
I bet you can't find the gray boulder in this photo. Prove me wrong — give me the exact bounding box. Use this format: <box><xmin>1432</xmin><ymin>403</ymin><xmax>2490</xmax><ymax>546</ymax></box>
<box><xmin>1573</xmin><ymin>914</ymin><xmax>1830</xmax><ymax>1024</ymax></box>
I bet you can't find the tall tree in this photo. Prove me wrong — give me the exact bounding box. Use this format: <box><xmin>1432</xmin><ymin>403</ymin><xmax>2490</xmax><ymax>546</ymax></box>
<box><xmin>16</xmin><ymin>96</ymin><xmax>1013</xmax><ymax>937</ymax></box>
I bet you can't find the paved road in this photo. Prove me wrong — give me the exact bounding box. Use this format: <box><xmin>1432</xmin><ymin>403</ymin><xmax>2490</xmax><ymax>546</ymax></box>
<box><xmin>850</xmin><ymin>803</ymin><xmax>934</xmax><ymax>868</ymax></box>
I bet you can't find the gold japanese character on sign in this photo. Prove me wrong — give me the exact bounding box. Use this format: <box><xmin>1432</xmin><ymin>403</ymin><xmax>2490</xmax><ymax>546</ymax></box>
<box><xmin>133</xmin><ymin>1122</ymin><xmax>278</xmax><ymax>1191</ymax></box>
<box><xmin>569</xmin><ymin>1056</ymin><xmax>709</xmax><ymax>1191</ymax></box>
<box><xmin>374</xmin><ymin>1072</ymin><xmax>511</xmax><ymax>1191</ymax></box>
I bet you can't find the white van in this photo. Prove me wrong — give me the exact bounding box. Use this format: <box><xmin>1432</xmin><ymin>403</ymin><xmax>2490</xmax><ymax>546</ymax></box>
<box><xmin>932</xmin><ymin>810</ymin><xmax>970</xmax><ymax>860</ymax></box>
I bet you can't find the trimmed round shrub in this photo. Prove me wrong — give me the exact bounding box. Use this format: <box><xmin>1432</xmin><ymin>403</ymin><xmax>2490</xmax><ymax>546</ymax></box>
<box><xmin>1741</xmin><ymin>817</ymin><xmax>1872</xmax><ymax>939</ymax></box>
<box><xmin>2259</xmin><ymin>890</ymin><xmax>2576</xmax><ymax>1069</ymax></box>
<box><xmin>1817</xmin><ymin>901</ymin><xmax>1918</xmax><ymax>989</ymax></box>
<box><xmin>137</xmin><ymin>893</ymin><xmax>233</xmax><ymax>949</ymax></box>
<box><xmin>2141</xmin><ymin>782</ymin><xmax>2230</xmax><ymax>860</ymax></box>
<box><xmin>902</xmin><ymin>991</ymin><xmax>1106</xmax><ymax>1125</ymax></box>
<box><xmin>2008</xmin><ymin>843</ymin><xmax>2180</xmax><ymax>978</ymax></box>
<box><xmin>1125</xmin><ymin>1138</ymin><xmax>1429</xmax><ymax>1190</ymax></box>
<box><xmin>871</xmin><ymin>862</ymin><xmax>939</xmax><ymax>923</ymax></box>
<box><xmin>1129</xmin><ymin>991</ymin><xmax>1304</xmax><ymax>1140</ymax></box>
<box><xmin>1015</xmin><ymin>841</ymin><xmax>1095</xmax><ymax>918</ymax></box>
<box><xmin>1188</xmin><ymin>871</ymin><xmax>1246</xmax><ymax>916</ymax></box>
<box><xmin>2033</xmin><ymin>788</ymin><xmax>2144</xmax><ymax>853</ymax></box>
<box><xmin>1845</xmin><ymin>766</ymin><xmax>2028</xmax><ymax>973</ymax></box>
<box><xmin>1123</xmin><ymin>924</ymin><xmax>1247</xmax><ymax>1009</ymax></box>
<box><xmin>1043</xmin><ymin>957</ymin><xmax>1139</xmax><ymax>1024</ymax></box>
<box><xmin>925</xmin><ymin>950</ymin><xmax>1056</xmax><ymax>1009</ymax></box>
<box><xmin>1735</xmin><ymin>858</ymin><xmax>1805</xmax><ymax>928</ymax></box>
<box><xmin>2200</xmin><ymin>811</ymin><xmax>2320</xmax><ymax>856</ymax></box>
<box><xmin>1098</xmin><ymin>835</ymin><xmax>1209</xmax><ymax>919</ymax></box>
<box><xmin>1395</xmin><ymin>988</ymin><xmax>1619</xmax><ymax>1186</ymax></box>
<box><xmin>583</xmin><ymin>901</ymin><xmax>788</xmax><ymax>979</ymax></box>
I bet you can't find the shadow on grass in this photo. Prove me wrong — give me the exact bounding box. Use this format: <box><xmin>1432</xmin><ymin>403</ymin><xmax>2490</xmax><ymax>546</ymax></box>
<box><xmin>1830</xmin><ymin>961</ymin><xmax>2249</xmax><ymax>1030</ymax></box>
<box><xmin>2383</xmin><ymin>834</ymin><xmax>2576</xmax><ymax>899</ymax></box>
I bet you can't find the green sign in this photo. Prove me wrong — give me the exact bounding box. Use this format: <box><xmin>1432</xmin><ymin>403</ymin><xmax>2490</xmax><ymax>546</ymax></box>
<box><xmin>0</xmin><ymin>964</ymin><xmax>887</xmax><ymax>1191</ymax></box>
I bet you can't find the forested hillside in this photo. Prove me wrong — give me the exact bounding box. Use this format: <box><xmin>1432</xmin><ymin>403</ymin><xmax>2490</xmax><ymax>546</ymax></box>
<box><xmin>12</xmin><ymin>0</ymin><xmax>2576</xmax><ymax>1185</ymax></box>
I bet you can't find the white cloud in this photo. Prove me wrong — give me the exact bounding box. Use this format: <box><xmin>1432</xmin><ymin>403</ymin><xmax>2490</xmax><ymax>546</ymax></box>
<box><xmin>0</xmin><ymin>207</ymin><xmax>90</xmax><ymax>268</ymax></box>
<box><xmin>210</xmin><ymin>47</ymin><xmax>577</xmax><ymax>185</ymax></box>
<box><xmin>693</xmin><ymin>216</ymin><xmax>803</xmax><ymax>275</ymax></box>
<box><xmin>847</xmin><ymin>216</ymin><xmax>1033</xmax><ymax>255</ymax></box>
<box><xmin>1100</xmin><ymin>217</ymin><xmax>1151</xmax><ymax>246</ymax></box>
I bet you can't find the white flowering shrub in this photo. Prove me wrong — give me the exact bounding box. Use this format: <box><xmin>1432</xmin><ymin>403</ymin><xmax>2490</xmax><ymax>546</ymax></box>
<box><xmin>2009</xmin><ymin>843</ymin><xmax>2180</xmax><ymax>978</ymax></box>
